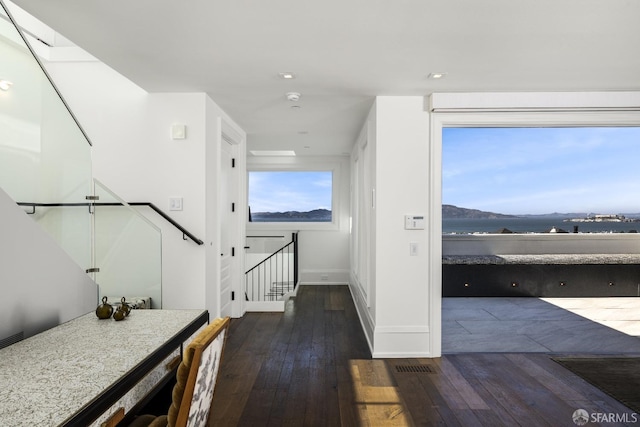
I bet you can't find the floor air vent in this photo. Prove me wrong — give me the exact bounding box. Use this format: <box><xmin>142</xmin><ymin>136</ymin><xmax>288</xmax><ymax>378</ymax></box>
<box><xmin>395</xmin><ymin>364</ymin><xmax>433</xmax><ymax>374</ymax></box>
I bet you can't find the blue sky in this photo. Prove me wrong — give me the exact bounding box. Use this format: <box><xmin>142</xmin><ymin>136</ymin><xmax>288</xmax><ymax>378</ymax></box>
<box><xmin>443</xmin><ymin>127</ymin><xmax>640</xmax><ymax>215</ymax></box>
<box><xmin>249</xmin><ymin>171</ymin><xmax>332</xmax><ymax>213</ymax></box>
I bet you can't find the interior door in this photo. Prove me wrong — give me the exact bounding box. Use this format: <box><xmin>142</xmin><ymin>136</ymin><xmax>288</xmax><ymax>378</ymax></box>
<box><xmin>219</xmin><ymin>139</ymin><xmax>234</xmax><ymax>317</ymax></box>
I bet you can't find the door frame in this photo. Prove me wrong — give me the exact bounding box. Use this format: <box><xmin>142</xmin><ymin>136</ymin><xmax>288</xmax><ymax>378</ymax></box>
<box><xmin>221</xmin><ymin>119</ymin><xmax>246</xmax><ymax>318</ymax></box>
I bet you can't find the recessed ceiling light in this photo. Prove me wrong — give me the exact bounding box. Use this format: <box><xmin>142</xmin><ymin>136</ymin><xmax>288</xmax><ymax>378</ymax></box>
<box><xmin>427</xmin><ymin>72</ymin><xmax>447</xmax><ymax>79</ymax></box>
<box><xmin>279</xmin><ymin>72</ymin><xmax>296</xmax><ymax>79</ymax></box>
<box><xmin>0</xmin><ymin>79</ymin><xmax>13</xmax><ymax>91</ymax></box>
<box><xmin>250</xmin><ymin>150</ymin><xmax>296</xmax><ymax>156</ymax></box>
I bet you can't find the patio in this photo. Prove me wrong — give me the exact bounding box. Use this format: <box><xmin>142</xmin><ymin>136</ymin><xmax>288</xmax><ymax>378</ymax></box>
<box><xmin>443</xmin><ymin>296</ymin><xmax>640</xmax><ymax>353</ymax></box>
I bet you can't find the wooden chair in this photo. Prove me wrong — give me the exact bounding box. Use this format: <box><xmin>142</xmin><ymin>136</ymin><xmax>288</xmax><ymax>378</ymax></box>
<box><xmin>128</xmin><ymin>316</ymin><xmax>230</xmax><ymax>427</ymax></box>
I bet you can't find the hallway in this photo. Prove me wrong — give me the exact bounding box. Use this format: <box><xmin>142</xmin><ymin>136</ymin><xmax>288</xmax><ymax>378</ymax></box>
<box><xmin>210</xmin><ymin>285</ymin><xmax>638</xmax><ymax>426</ymax></box>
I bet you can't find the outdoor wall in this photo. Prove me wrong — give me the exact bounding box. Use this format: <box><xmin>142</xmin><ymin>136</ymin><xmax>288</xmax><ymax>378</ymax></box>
<box><xmin>443</xmin><ymin>233</ymin><xmax>640</xmax><ymax>255</ymax></box>
<box><xmin>0</xmin><ymin>187</ymin><xmax>97</xmax><ymax>342</ymax></box>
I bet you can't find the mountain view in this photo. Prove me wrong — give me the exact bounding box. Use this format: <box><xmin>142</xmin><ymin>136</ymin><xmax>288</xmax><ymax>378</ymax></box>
<box><xmin>442</xmin><ymin>205</ymin><xmax>517</xmax><ymax>219</ymax></box>
<box><xmin>251</xmin><ymin>208</ymin><xmax>332</xmax><ymax>222</ymax></box>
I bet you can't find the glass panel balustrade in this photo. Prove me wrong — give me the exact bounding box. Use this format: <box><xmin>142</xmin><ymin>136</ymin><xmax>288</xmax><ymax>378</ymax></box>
<box><xmin>0</xmin><ymin>2</ymin><xmax>163</xmax><ymax>311</ymax></box>
<box><xmin>0</xmin><ymin>3</ymin><xmax>92</xmax><ymax>270</ymax></box>
<box><xmin>94</xmin><ymin>180</ymin><xmax>162</xmax><ymax>308</ymax></box>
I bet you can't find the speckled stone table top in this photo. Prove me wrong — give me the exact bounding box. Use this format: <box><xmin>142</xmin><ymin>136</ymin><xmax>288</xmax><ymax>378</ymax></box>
<box><xmin>0</xmin><ymin>309</ymin><xmax>207</xmax><ymax>427</ymax></box>
<box><xmin>442</xmin><ymin>254</ymin><xmax>640</xmax><ymax>265</ymax></box>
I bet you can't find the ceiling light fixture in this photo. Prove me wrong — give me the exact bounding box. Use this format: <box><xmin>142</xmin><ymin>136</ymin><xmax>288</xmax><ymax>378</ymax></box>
<box><xmin>427</xmin><ymin>72</ymin><xmax>447</xmax><ymax>79</ymax></box>
<box><xmin>0</xmin><ymin>80</ymin><xmax>13</xmax><ymax>91</ymax></box>
<box><xmin>279</xmin><ymin>72</ymin><xmax>296</xmax><ymax>79</ymax></box>
<box><xmin>286</xmin><ymin>92</ymin><xmax>301</xmax><ymax>101</ymax></box>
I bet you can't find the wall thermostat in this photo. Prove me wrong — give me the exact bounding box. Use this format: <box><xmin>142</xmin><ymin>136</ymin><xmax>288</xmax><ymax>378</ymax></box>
<box><xmin>405</xmin><ymin>215</ymin><xmax>425</xmax><ymax>230</ymax></box>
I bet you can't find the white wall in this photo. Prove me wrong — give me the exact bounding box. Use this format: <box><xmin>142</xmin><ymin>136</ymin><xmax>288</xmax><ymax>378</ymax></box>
<box><xmin>247</xmin><ymin>155</ymin><xmax>351</xmax><ymax>285</ymax></box>
<box><xmin>43</xmin><ymin>60</ymin><xmax>246</xmax><ymax>316</ymax></box>
<box><xmin>0</xmin><ymin>187</ymin><xmax>97</xmax><ymax>341</ymax></box>
<box><xmin>350</xmin><ymin>96</ymin><xmax>434</xmax><ymax>358</ymax></box>
<box><xmin>373</xmin><ymin>97</ymin><xmax>432</xmax><ymax>357</ymax></box>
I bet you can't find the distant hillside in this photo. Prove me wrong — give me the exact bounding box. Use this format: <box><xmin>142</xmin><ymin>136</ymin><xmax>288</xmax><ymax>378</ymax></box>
<box><xmin>442</xmin><ymin>205</ymin><xmax>517</xmax><ymax>219</ymax></box>
<box><xmin>251</xmin><ymin>208</ymin><xmax>331</xmax><ymax>221</ymax></box>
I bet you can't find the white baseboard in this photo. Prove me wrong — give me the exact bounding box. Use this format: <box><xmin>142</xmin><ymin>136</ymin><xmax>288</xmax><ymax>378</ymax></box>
<box><xmin>299</xmin><ymin>281</ymin><xmax>347</xmax><ymax>286</ymax></box>
<box><xmin>347</xmin><ymin>282</ymin><xmax>375</xmax><ymax>356</ymax></box>
<box><xmin>245</xmin><ymin>301</ymin><xmax>285</xmax><ymax>312</ymax></box>
<box><xmin>299</xmin><ymin>269</ymin><xmax>349</xmax><ymax>284</ymax></box>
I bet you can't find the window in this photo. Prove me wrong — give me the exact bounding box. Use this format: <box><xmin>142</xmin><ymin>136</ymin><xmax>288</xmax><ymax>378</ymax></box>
<box><xmin>442</xmin><ymin>126</ymin><xmax>640</xmax><ymax>233</ymax></box>
<box><xmin>248</xmin><ymin>171</ymin><xmax>332</xmax><ymax>223</ymax></box>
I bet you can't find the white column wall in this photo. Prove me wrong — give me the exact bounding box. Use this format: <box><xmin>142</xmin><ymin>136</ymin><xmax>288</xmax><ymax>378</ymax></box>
<box><xmin>350</xmin><ymin>97</ymin><xmax>434</xmax><ymax>357</ymax></box>
<box><xmin>373</xmin><ymin>96</ymin><xmax>432</xmax><ymax>357</ymax></box>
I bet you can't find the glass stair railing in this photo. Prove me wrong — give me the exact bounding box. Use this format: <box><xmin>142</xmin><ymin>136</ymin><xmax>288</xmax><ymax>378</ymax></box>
<box><xmin>93</xmin><ymin>179</ymin><xmax>162</xmax><ymax>308</ymax></box>
<box><xmin>0</xmin><ymin>1</ymin><xmax>167</xmax><ymax>309</ymax></box>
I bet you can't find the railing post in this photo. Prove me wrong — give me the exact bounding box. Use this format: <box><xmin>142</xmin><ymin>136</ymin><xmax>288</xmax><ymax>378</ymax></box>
<box><xmin>293</xmin><ymin>232</ymin><xmax>298</xmax><ymax>288</ymax></box>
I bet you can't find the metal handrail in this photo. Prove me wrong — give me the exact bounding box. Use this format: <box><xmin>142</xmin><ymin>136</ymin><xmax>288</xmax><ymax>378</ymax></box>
<box><xmin>17</xmin><ymin>201</ymin><xmax>204</xmax><ymax>245</ymax></box>
<box><xmin>245</xmin><ymin>238</ymin><xmax>295</xmax><ymax>274</ymax></box>
<box><xmin>245</xmin><ymin>232</ymin><xmax>298</xmax><ymax>302</ymax></box>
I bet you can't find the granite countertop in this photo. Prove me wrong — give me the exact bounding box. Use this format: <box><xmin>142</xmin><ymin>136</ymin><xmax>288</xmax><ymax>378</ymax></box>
<box><xmin>0</xmin><ymin>309</ymin><xmax>207</xmax><ymax>427</ymax></box>
<box><xmin>442</xmin><ymin>254</ymin><xmax>640</xmax><ymax>265</ymax></box>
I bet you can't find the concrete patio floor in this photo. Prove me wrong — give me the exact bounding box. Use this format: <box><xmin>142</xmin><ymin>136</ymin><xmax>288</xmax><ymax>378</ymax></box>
<box><xmin>442</xmin><ymin>297</ymin><xmax>640</xmax><ymax>353</ymax></box>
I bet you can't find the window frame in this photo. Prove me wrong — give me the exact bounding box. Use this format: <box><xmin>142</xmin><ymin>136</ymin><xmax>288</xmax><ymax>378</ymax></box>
<box><xmin>246</xmin><ymin>161</ymin><xmax>342</xmax><ymax>232</ymax></box>
<box><xmin>429</xmin><ymin>108</ymin><xmax>640</xmax><ymax>358</ymax></box>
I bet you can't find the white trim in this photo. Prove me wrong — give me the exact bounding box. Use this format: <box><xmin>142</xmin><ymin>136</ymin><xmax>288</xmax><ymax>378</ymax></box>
<box><xmin>372</xmin><ymin>327</ymin><xmax>432</xmax><ymax>358</ymax></box>
<box><xmin>219</xmin><ymin>116</ymin><xmax>246</xmax><ymax>319</ymax></box>
<box><xmin>299</xmin><ymin>282</ymin><xmax>347</xmax><ymax>286</ymax></box>
<box><xmin>349</xmin><ymin>274</ymin><xmax>369</xmax><ymax>308</ymax></box>
<box><xmin>372</xmin><ymin>351</ymin><xmax>437</xmax><ymax>358</ymax></box>
<box><xmin>430</xmin><ymin>104</ymin><xmax>640</xmax><ymax>358</ymax></box>
<box><xmin>246</xmin><ymin>158</ymin><xmax>343</xmax><ymax>232</ymax></box>
<box><xmin>375</xmin><ymin>325</ymin><xmax>430</xmax><ymax>334</ymax></box>
<box><xmin>428</xmin><ymin>108</ymin><xmax>442</xmax><ymax>358</ymax></box>
<box><xmin>347</xmin><ymin>282</ymin><xmax>375</xmax><ymax>355</ymax></box>
<box><xmin>221</xmin><ymin>122</ymin><xmax>243</xmax><ymax>145</ymax></box>
<box><xmin>430</xmin><ymin>92</ymin><xmax>640</xmax><ymax>112</ymax></box>
<box><xmin>299</xmin><ymin>269</ymin><xmax>349</xmax><ymax>284</ymax></box>
<box><xmin>245</xmin><ymin>301</ymin><xmax>285</xmax><ymax>312</ymax></box>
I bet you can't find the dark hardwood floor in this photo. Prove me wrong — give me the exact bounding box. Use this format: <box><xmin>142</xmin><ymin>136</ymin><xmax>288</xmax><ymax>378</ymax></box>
<box><xmin>210</xmin><ymin>285</ymin><xmax>636</xmax><ymax>426</ymax></box>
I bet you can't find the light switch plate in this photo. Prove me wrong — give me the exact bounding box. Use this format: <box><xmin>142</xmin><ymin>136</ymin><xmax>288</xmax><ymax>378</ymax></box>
<box><xmin>410</xmin><ymin>242</ymin><xmax>419</xmax><ymax>256</ymax></box>
<box><xmin>171</xmin><ymin>124</ymin><xmax>186</xmax><ymax>140</ymax></box>
<box><xmin>169</xmin><ymin>197</ymin><xmax>183</xmax><ymax>211</ymax></box>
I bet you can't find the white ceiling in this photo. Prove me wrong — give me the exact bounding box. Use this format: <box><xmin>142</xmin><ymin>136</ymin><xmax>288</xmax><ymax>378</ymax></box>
<box><xmin>9</xmin><ymin>0</ymin><xmax>640</xmax><ymax>156</ymax></box>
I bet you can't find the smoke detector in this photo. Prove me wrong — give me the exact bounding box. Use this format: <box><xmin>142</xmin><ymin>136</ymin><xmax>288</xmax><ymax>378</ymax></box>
<box><xmin>286</xmin><ymin>92</ymin><xmax>301</xmax><ymax>102</ymax></box>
